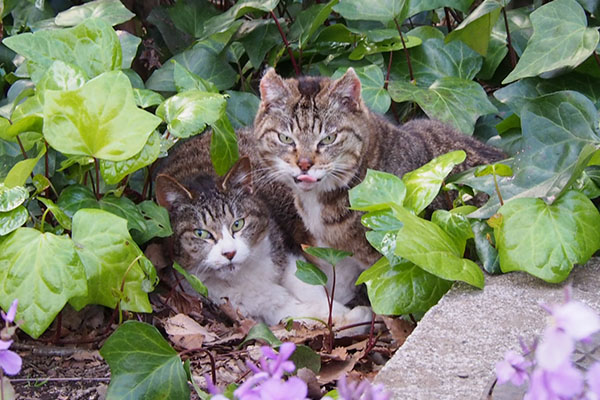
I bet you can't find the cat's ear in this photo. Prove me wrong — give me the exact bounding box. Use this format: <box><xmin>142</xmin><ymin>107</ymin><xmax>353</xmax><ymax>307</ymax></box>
<box><xmin>330</xmin><ymin>68</ymin><xmax>362</xmax><ymax>111</ymax></box>
<box><xmin>155</xmin><ymin>174</ymin><xmax>193</xmax><ymax>210</ymax></box>
<box><xmin>222</xmin><ymin>157</ymin><xmax>253</xmax><ymax>193</ymax></box>
<box><xmin>259</xmin><ymin>68</ymin><xmax>289</xmax><ymax>108</ymax></box>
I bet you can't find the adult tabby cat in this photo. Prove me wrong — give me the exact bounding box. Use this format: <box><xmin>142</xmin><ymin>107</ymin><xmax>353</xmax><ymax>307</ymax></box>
<box><xmin>254</xmin><ymin>68</ymin><xmax>505</xmax><ymax>291</ymax></box>
<box><xmin>155</xmin><ymin>133</ymin><xmax>370</xmax><ymax>326</ymax></box>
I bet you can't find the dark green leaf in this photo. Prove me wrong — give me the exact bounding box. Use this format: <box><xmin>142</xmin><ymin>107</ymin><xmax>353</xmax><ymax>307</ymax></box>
<box><xmin>445</xmin><ymin>0</ymin><xmax>504</xmax><ymax>56</ymax></box>
<box><xmin>295</xmin><ymin>260</ymin><xmax>328</xmax><ymax>286</ymax></box>
<box><xmin>333</xmin><ymin>0</ymin><xmax>408</xmax><ymax>23</ymax></box>
<box><xmin>471</xmin><ymin>220</ymin><xmax>501</xmax><ymax>274</ymax></box>
<box><xmin>349</xmin><ymin>169</ymin><xmax>406</xmax><ymax>211</ymax></box>
<box><xmin>100</xmin><ymin>321</ymin><xmax>190</xmax><ymax>400</ymax></box>
<box><xmin>172</xmin><ymin>262</ymin><xmax>208</xmax><ymax>297</ymax></box>
<box><xmin>0</xmin><ymin>228</ymin><xmax>87</xmax><ymax>338</ymax></box>
<box><xmin>242</xmin><ymin>322</ymin><xmax>282</xmax><ymax>347</ymax></box>
<box><xmin>357</xmin><ymin>258</ymin><xmax>452</xmax><ymax>315</ymax></box>
<box><xmin>240</xmin><ymin>21</ymin><xmax>281</xmax><ymax>68</ymax></box>
<box><xmin>132</xmin><ymin>201</ymin><xmax>173</xmax><ymax>244</ymax></box>
<box><xmin>173</xmin><ymin>60</ymin><xmax>219</xmax><ymax>93</ymax></box>
<box><xmin>302</xmin><ymin>247</ymin><xmax>352</xmax><ymax>267</ymax></box>
<box><xmin>333</xmin><ymin>65</ymin><xmax>391</xmax><ymax>113</ymax></box>
<box><xmin>167</xmin><ymin>0</ymin><xmax>219</xmax><ymax>38</ymax></box>
<box><xmin>289</xmin><ymin>344</ymin><xmax>321</xmax><ymax>374</ymax></box>
<box><xmin>225</xmin><ymin>91</ymin><xmax>260</xmax><ymax>129</ymax></box>
<box><xmin>409</xmin><ymin>0</ymin><xmax>473</xmax><ymax>15</ymax></box>
<box><xmin>289</xmin><ymin>0</ymin><xmax>339</xmax><ymax>49</ymax></box>
<box><xmin>210</xmin><ymin>115</ymin><xmax>239</xmax><ymax>176</ymax></box>
<box><xmin>503</xmin><ymin>0</ymin><xmax>599</xmax><ymax>83</ymax></box>
<box><xmin>388</xmin><ymin>77</ymin><xmax>497</xmax><ymax>134</ymax></box>
<box><xmin>201</xmin><ymin>0</ymin><xmax>279</xmax><ymax>39</ymax></box>
<box><xmin>494</xmin><ymin>191</ymin><xmax>600</xmax><ymax>283</ymax></box>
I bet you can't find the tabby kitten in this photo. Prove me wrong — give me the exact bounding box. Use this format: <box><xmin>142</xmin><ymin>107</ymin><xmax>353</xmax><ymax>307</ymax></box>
<box><xmin>254</xmin><ymin>68</ymin><xmax>504</xmax><ymax>298</ymax></box>
<box><xmin>155</xmin><ymin>134</ymin><xmax>370</xmax><ymax>326</ymax></box>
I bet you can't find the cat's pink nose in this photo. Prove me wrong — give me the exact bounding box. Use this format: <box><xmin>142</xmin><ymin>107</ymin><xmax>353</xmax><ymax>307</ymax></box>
<box><xmin>223</xmin><ymin>251</ymin><xmax>236</xmax><ymax>260</ymax></box>
<box><xmin>297</xmin><ymin>157</ymin><xmax>313</xmax><ymax>172</ymax></box>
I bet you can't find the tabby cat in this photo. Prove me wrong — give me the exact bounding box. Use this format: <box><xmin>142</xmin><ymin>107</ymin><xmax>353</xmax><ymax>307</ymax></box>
<box><xmin>155</xmin><ymin>133</ymin><xmax>370</xmax><ymax>326</ymax></box>
<box><xmin>254</xmin><ymin>68</ymin><xmax>505</xmax><ymax>300</ymax></box>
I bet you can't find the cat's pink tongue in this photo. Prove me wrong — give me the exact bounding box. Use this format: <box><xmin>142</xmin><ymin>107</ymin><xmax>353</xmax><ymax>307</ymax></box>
<box><xmin>297</xmin><ymin>174</ymin><xmax>317</xmax><ymax>183</ymax></box>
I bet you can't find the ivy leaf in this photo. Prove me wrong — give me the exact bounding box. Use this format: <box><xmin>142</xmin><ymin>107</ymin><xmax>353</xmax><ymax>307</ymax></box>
<box><xmin>156</xmin><ymin>90</ymin><xmax>226</xmax><ymax>139</ymax></box>
<box><xmin>210</xmin><ymin>116</ymin><xmax>239</xmax><ymax>176</ymax></box>
<box><xmin>474</xmin><ymin>163</ymin><xmax>514</xmax><ymax>177</ymax></box>
<box><xmin>0</xmin><ymin>206</ymin><xmax>28</xmax><ymax>236</ymax></box>
<box><xmin>295</xmin><ymin>260</ymin><xmax>328</xmax><ymax>286</ymax></box>
<box><xmin>349</xmin><ymin>35</ymin><xmax>421</xmax><ymax>61</ymax></box>
<box><xmin>70</xmin><ymin>209</ymin><xmax>154</xmax><ymax>312</ymax></box>
<box><xmin>0</xmin><ymin>228</ymin><xmax>87</xmax><ymax>338</ymax></box>
<box><xmin>117</xmin><ymin>30</ymin><xmax>141</xmax><ymax>69</ymax></box>
<box><xmin>3</xmin><ymin>145</ymin><xmax>46</xmax><ymax>188</ymax></box>
<box><xmin>289</xmin><ymin>0</ymin><xmax>339</xmax><ymax>49</ymax></box>
<box><xmin>391</xmin><ymin>205</ymin><xmax>485</xmax><ymax>288</ymax></box>
<box><xmin>431</xmin><ymin>209</ymin><xmax>474</xmax><ymax>254</ymax></box>
<box><xmin>471</xmin><ymin>220</ymin><xmax>501</xmax><ymax>274</ymax></box>
<box><xmin>54</xmin><ymin>0</ymin><xmax>135</xmax><ymax>26</ymax></box>
<box><xmin>402</xmin><ymin>150</ymin><xmax>466</xmax><ymax>214</ymax></box>
<box><xmin>494</xmin><ymin>191</ymin><xmax>600</xmax><ymax>283</ymax></box>
<box><xmin>333</xmin><ymin>65</ymin><xmax>391</xmax><ymax>114</ymax></box>
<box><xmin>388</xmin><ymin>77</ymin><xmax>497</xmax><ymax>134</ymax></box>
<box><xmin>302</xmin><ymin>247</ymin><xmax>352</xmax><ymax>268</ymax></box>
<box><xmin>225</xmin><ymin>91</ymin><xmax>260</xmax><ymax>129</ymax></box>
<box><xmin>172</xmin><ymin>262</ymin><xmax>208</xmax><ymax>297</ymax></box>
<box><xmin>132</xmin><ymin>89</ymin><xmax>164</xmax><ymax>109</ymax></box>
<box><xmin>445</xmin><ymin>0</ymin><xmax>505</xmax><ymax>56</ymax></box>
<box><xmin>409</xmin><ymin>0</ymin><xmax>472</xmax><ymax>15</ymax></box>
<box><xmin>173</xmin><ymin>60</ymin><xmax>218</xmax><ymax>93</ymax></box>
<box><xmin>100</xmin><ymin>130</ymin><xmax>161</xmax><ymax>185</ymax></box>
<box><xmin>100</xmin><ymin>321</ymin><xmax>190</xmax><ymax>400</ymax></box>
<box><xmin>391</xmin><ymin>38</ymin><xmax>482</xmax><ymax>87</ymax></box>
<box><xmin>242</xmin><ymin>323</ymin><xmax>282</xmax><ymax>347</ymax></box>
<box><xmin>240</xmin><ymin>21</ymin><xmax>281</xmax><ymax>69</ymax></box>
<box><xmin>37</xmin><ymin>197</ymin><xmax>72</xmax><ymax>231</ymax></box>
<box><xmin>131</xmin><ymin>201</ymin><xmax>173</xmax><ymax>245</ymax></box>
<box><xmin>43</xmin><ymin>70</ymin><xmax>161</xmax><ymax>161</ymax></box>
<box><xmin>0</xmin><ymin>184</ymin><xmax>28</xmax><ymax>212</ymax></box>
<box><xmin>36</xmin><ymin>60</ymin><xmax>86</xmax><ymax>99</ymax></box>
<box><xmin>349</xmin><ymin>169</ymin><xmax>406</xmax><ymax>211</ymax></box>
<box><xmin>3</xmin><ymin>18</ymin><xmax>122</xmax><ymax>83</ymax></box>
<box><xmin>289</xmin><ymin>344</ymin><xmax>321</xmax><ymax>374</ymax></box>
<box><xmin>503</xmin><ymin>0</ymin><xmax>599</xmax><ymax>84</ymax></box>
<box><xmin>356</xmin><ymin>258</ymin><xmax>452</xmax><ymax>315</ymax></box>
<box><xmin>201</xmin><ymin>0</ymin><xmax>279</xmax><ymax>39</ymax></box>
<box><xmin>333</xmin><ymin>0</ymin><xmax>408</xmax><ymax>23</ymax></box>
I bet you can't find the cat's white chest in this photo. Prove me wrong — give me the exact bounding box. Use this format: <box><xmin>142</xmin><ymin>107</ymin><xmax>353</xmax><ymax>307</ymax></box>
<box><xmin>297</xmin><ymin>191</ymin><xmax>327</xmax><ymax>240</ymax></box>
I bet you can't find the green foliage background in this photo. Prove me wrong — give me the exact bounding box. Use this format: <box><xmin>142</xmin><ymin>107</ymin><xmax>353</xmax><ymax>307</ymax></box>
<box><xmin>1</xmin><ymin>0</ymin><xmax>600</xmax><ymax>351</ymax></box>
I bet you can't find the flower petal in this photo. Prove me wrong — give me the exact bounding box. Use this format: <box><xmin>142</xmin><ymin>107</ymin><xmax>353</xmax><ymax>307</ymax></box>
<box><xmin>536</xmin><ymin>329</ymin><xmax>573</xmax><ymax>370</ymax></box>
<box><xmin>0</xmin><ymin>340</ymin><xmax>13</xmax><ymax>351</ymax></box>
<box><xmin>587</xmin><ymin>362</ymin><xmax>600</xmax><ymax>398</ymax></box>
<box><xmin>547</xmin><ymin>362</ymin><xmax>584</xmax><ymax>397</ymax></box>
<box><xmin>553</xmin><ymin>301</ymin><xmax>600</xmax><ymax>340</ymax></box>
<box><xmin>0</xmin><ymin>350</ymin><xmax>22</xmax><ymax>375</ymax></box>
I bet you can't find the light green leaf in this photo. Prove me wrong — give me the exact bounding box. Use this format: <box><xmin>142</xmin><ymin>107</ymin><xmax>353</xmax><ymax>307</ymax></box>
<box><xmin>100</xmin><ymin>130</ymin><xmax>161</xmax><ymax>185</ymax></box>
<box><xmin>36</xmin><ymin>60</ymin><xmax>86</xmax><ymax>98</ymax></box>
<box><xmin>357</xmin><ymin>258</ymin><xmax>452</xmax><ymax>315</ymax></box>
<box><xmin>0</xmin><ymin>228</ymin><xmax>88</xmax><ymax>338</ymax></box>
<box><xmin>172</xmin><ymin>262</ymin><xmax>207</xmax><ymax>297</ymax></box>
<box><xmin>37</xmin><ymin>197</ymin><xmax>72</xmax><ymax>231</ymax></box>
<box><xmin>156</xmin><ymin>90</ymin><xmax>226</xmax><ymax>139</ymax></box>
<box><xmin>391</xmin><ymin>38</ymin><xmax>482</xmax><ymax>87</ymax></box>
<box><xmin>201</xmin><ymin>0</ymin><xmax>279</xmax><ymax>39</ymax></box>
<box><xmin>3</xmin><ymin>18</ymin><xmax>122</xmax><ymax>83</ymax></box>
<box><xmin>43</xmin><ymin>70</ymin><xmax>161</xmax><ymax>161</ymax></box>
<box><xmin>210</xmin><ymin>116</ymin><xmax>239</xmax><ymax>176</ymax></box>
<box><xmin>132</xmin><ymin>89</ymin><xmax>164</xmax><ymax>109</ymax></box>
<box><xmin>0</xmin><ymin>184</ymin><xmax>29</xmax><ymax>212</ymax></box>
<box><xmin>70</xmin><ymin>209</ymin><xmax>155</xmax><ymax>312</ymax></box>
<box><xmin>302</xmin><ymin>247</ymin><xmax>352</xmax><ymax>267</ymax></box>
<box><xmin>349</xmin><ymin>169</ymin><xmax>406</xmax><ymax>211</ymax></box>
<box><xmin>333</xmin><ymin>0</ymin><xmax>408</xmax><ymax>22</ymax></box>
<box><xmin>388</xmin><ymin>77</ymin><xmax>497</xmax><ymax>134</ymax></box>
<box><xmin>0</xmin><ymin>206</ymin><xmax>28</xmax><ymax>236</ymax></box>
<box><xmin>402</xmin><ymin>150</ymin><xmax>466</xmax><ymax>214</ymax></box>
<box><xmin>242</xmin><ymin>323</ymin><xmax>282</xmax><ymax>347</ymax></box>
<box><xmin>494</xmin><ymin>191</ymin><xmax>600</xmax><ymax>283</ymax></box>
<box><xmin>392</xmin><ymin>205</ymin><xmax>484</xmax><ymax>288</ymax></box>
<box><xmin>475</xmin><ymin>163</ymin><xmax>513</xmax><ymax>177</ymax></box>
<box><xmin>173</xmin><ymin>60</ymin><xmax>218</xmax><ymax>93</ymax></box>
<box><xmin>54</xmin><ymin>0</ymin><xmax>135</xmax><ymax>26</ymax></box>
<box><xmin>431</xmin><ymin>209</ymin><xmax>473</xmax><ymax>254</ymax></box>
<box><xmin>445</xmin><ymin>0</ymin><xmax>504</xmax><ymax>56</ymax></box>
<box><xmin>503</xmin><ymin>0</ymin><xmax>599</xmax><ymax>83</ymax></box>
<box><xmin>100</xmin><ymin>321</ymin><xmax>190</xmax><ymax>400</ymax></box>
<box><xmin>295</xmin><ymin>260</ymin><xmax>328</xmax><ymax>286</ymax></box>
<box><xmin>3</xmin><ymin>145</ymin><xmax>46</xmax><ymax>188</ymax></box>
<box><xmin>117</xmin><ymin>30</ymin><xmax>141</xmax><ymax>69</ymax></box>
<box><xmin>132</xmin><ymin>201</ymin><xmax>173</xmax><ymax>244</ymax></box>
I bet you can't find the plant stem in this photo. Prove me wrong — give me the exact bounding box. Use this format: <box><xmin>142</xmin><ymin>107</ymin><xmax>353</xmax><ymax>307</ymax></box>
<box><xmin>270</xmin><ymin>11</ymin><xmax>300</xmax><ymax>75</ymax></box>
<box><xmin>502</xmin><ymin>7</ymin><xmax>517</xmax><ymax>69</ymax></box>
<box><xmin>394</xmin><ymin>18</ymin><xmax>415</xmax><ymax>82</ymax></box>
<box><xmin>44</xmin><ymin>141</ymin><xmax>50</xmax><ymax>198</ymax></box>
<box><xmin>40</xmin><ymin>207</ymin><xmax>51</xmax><ymax>233</ymax></box>
<box><xmin>93</xmin><ymin>158</ymin><xmax>101</xmax><ymax>200</ymax></box>
<box><xmin>594</xmin><ymin>51</ymin><xmax>600</xmax><ymax>69</ymax></box>
<box><xmin>444</xmin><ymin>8</ymin><xmax>453</xmax><ymax>32</ymax></box>
<box><xmin>179</xmin><ymin>348</ymin><xmax>217</xmax><ymax>387</ymax></box>
<box><xmin>329</xmin><ymin>264</ymin><xmax>336</xmax><ymax>351</ymax></box>
<box><xmin>384</xmin><ymin>51</ymin><xmax>393</xmax><ymax>90</ymax></box>
<box><xmin>493</xmin><ymin>173</ymin><xmax>504</xmax><ymax>206</ymax></box>
<box><xmin>15</xmin><ymin>135</ymin><xmax>36</xmax><ymax>181</ymax></box>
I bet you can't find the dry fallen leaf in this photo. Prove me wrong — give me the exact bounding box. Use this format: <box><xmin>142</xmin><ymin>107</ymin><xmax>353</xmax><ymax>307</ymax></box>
<box><xmin>164</xmin><ymin>313</ymin><xmax>218</xmax><ymax>350</ymax></box>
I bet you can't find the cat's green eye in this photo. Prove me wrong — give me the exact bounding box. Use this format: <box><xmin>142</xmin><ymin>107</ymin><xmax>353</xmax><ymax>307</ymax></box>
<box><xmin>320</xmin><ymin>134</ymin><xmax>337</xmax><ymax>145</ymax></box>
<box><xmin>278</xmin><ymin>133</ymin><xmax>294</xmax><ymax>145</ymax></box>
<box><xmin>231</xmin><ymin>218</ymin><xmax>245</xmax><ymax>232</ymax></box>
<box><xmin>194</xmin><ymin>229</ymin><xmax>213</xmax><ymax>240</ymax></box>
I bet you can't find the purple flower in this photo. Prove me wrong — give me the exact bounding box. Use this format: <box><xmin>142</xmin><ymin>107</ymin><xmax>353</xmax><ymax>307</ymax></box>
<box><xmin>248</xmin><ymin>342</ymin><xmax>296</xmax><ymax>379</ymax></box>
<box><xmin>257</xmin><ymin>376</ymin><xmax>308</xmax><ymax>400</ymax></box>
<box><xmin>334</xmin><ymin>375</ymin><xmax>391</xmax><ymax>400</ymax></box>
<box><xmin>535</xmin><ymin>329</ymin><xmax>574</xmax><ymax>371</ymax></box>
<box><xmin>0</xmin><ymin>340</ymin><xmax>21</xmax><ymax>376</ymax></box>
<box><xmin>1</xmin><ymin>299</ymin><xmax>17</xmax><ymax>324</ymax></box>
<box><xmin>550</xmin><ymin>301</ymin><xmax>600</xmax><ymax>341</ymax></box>
<box><xmin>524</xmin><ymin>361</ymin><xmax>583</xmax><ymax>400</ymax></box>
<box><xmin>587</xmin><ymin>362</ymin><xmax>600</xmax><ymax>399</ymax></box>
<box><xmin>495</xmin><ymin>350</ymin><xmax>532</xmax><ymax>386</ymax></box>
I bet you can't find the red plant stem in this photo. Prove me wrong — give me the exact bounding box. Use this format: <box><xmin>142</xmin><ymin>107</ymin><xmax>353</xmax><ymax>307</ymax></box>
<box><xmin>444</xmin><ymin>8</ymin><xmax>453</xmax><ymax>32</ymax></box>
<box><xmin>270</xmin><ymin>11</ymin><xmax>300</xmax><ymax>76</ymax></box>
<box><xmin>15</xmin><ymin>135</ymin><xmax>35</xmax><ymax>180</ymax></box>
<box><xmin>594</xmin><ymin>52</ymin><xmax>600</xmax><ymax>69</ymax></box>
<box><xmin>179</xmin><ymin>348</ymin><xmax>217</xmax><ymax>387</ymax></box>
<box><xmin>384</xmin><ymin>51</ymin><xmax>393</xmax><ymax>89</ymax></box>
<box><xmin>502</xmin><ymin>7</ymin><xmax>518</xmax><ymax>69</ymax></box>
<box><xmin>394</xmin><ymin>18</ymin><xmax>415</xmax><ymax>82</ymax></box>
<box><xmin>93</xmin><ymin>158</ymin><xmax>101</xmax><ymax>200</ymax></box>
<box><xmin>335</xmin><ymin>320</ymin><xmax>385</xmax><ymax>333</ymax></box>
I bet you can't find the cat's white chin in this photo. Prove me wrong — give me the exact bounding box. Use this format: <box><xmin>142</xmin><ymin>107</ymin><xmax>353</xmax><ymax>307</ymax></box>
<box><xmin>296</xmin><ymin>180</ymin><xmax>318</xmax><ymax>191</ymax></box>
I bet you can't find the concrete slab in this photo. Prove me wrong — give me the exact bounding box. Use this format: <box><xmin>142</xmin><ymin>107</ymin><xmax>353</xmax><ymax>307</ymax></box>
<box><xmin>375</xmin><ymin>258</ymin><xmax>600</xmax><ymax>400</ymax></box>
